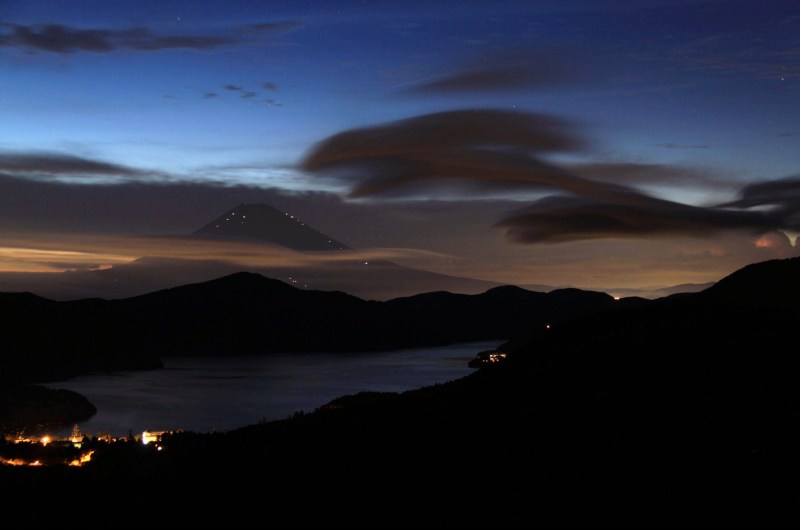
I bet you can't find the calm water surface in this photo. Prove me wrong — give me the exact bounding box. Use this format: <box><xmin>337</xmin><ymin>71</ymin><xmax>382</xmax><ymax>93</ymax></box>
<box><xmin>47</xmin><ymin>341</ymin><xmax>499</xmax><ymax>438</ymax></box>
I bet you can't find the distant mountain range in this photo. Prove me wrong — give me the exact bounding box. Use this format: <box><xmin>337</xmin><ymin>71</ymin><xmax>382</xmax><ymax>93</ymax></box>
<box><xmin>0</xmin><ymin>202</ymin><xmax>707</xmax><ymax>301</ymax></box>
<box><xmin>0</xmin><ymin>271</ymin><xmax>646</xmax><ymax>385</ymax></box>
<box><xmin>590</xmin><ymin>281</ymin><xmax>715</xmax><ymax>299</ymax></box>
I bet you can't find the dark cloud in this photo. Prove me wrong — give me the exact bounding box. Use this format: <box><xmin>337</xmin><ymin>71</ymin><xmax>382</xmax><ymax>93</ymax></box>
<box><xmin>0</xmin><ymin>21</ymin><xmax>300</xmax><ymax>55</ymax></box>
<box><xmin>224</xmin><ymin>84</ymin><xmax>243</xmax><ymax>91</ymax></box>
<box><xmin>203</xmin><ymin>92</ymin><xmax>218</xmax><ymax>99</ymax></box>
<box><xmin>0</xmin><ymin>24</ymin><xmax>115</xmax><ymax>53</ymax></box>
<box><xmin>300</xmin><ymin>108</ymin><xmax>586</xmax><ymax>197</ymax></box>
<box><xmin>300</xmin><ymin>108</ymin><xmax>800</xmax><ymax>243</ymax></box>
<box><xmin>262</xmin><ymin>82</ymin><xmax>278</xmax><ymax>91</ymax></box>
<box><xmin>302</xmin><ymin>108</ymin><xmax>582</xmax><ymax>158</ymax></box>
<box><xmin>0</xmin><ymin>23</ymin><xmax>232</xmax><ymax>53</ymax></box>
<box><xmin>300</xmin><ymin>109</ymin><xmax>727</xmax><ymax>199</ymax></box>
<box><xmin>496</xmin><ymin>194</ymin><xmax>784</xmax><ymax>244</ymax></box>
<box><xmin>497</xmin><ymin>173</ymin><xmax>800</xmax><ymax>244</ymax></box>
<box><xmin>722</xmin><ymin>177</ymin><xmax>800</xmax><ymax>208</ymax></box>
<box><xmin>719</xmin><ymin>176</ymin><xmax>800</xmax><ymax>228</ymax></box>
<box><xmin>399</xmin><ymin>49</ymin><xmax>573</xmax><ymax>95</ymax></box>
<box><xmin>241</xmin><ymin>91</ymin><xmax>256</xmax><ymax>99</ymax></box>
<box><xmin>0</xmin><ymin>152</ymin><xmax>148</xmax><ymax>179</ymax></box>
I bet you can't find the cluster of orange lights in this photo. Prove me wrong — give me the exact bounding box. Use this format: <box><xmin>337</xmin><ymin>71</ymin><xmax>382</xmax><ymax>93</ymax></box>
<box><xmin>2</xmin><ymin>428</ymin><xmax>171</xmax><ymax>468</ymax></box>
<box><xmin>0</xmin><ymin>450</ymin><xmax>94</xmax><ymax>467</ymax></box>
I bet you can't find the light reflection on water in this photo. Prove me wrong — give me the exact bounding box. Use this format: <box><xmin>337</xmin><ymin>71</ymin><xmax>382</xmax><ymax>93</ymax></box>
<box><xmin>46</xmin><ymin>340</ymin><xmax>499</xmax><ymax>438</ymax></box>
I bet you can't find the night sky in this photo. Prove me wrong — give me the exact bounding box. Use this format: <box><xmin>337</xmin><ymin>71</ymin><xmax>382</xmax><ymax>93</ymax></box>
<box><xmin>1</xmin><ymin>0</ymin><xmax>799</xmax><ymax>298</ymax></box>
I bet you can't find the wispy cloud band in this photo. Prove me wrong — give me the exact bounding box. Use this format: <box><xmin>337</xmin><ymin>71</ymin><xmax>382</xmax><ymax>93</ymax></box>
<box><xmin>0</xmin><ymin>21</ymin><xmax>301</xmax><ymax>54</ymax></box>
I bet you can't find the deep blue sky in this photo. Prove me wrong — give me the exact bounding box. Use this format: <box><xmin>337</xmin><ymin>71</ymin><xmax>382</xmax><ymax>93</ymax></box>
<box><xmin>1</xmin><ymin>0</ymin><xmax>799</xmax><ymax>295</ymax></box>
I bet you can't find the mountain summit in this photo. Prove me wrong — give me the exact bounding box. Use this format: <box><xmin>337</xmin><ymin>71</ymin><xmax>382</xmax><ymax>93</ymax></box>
<box><xmin>187</xmin><ymin>202</ymin><xmax>502</xmax><ymax>298</ymax></box>
<box><xmin>192</xmin><ymin>203</ymin><xmax>350</xmax><ymax>251</ymax></box>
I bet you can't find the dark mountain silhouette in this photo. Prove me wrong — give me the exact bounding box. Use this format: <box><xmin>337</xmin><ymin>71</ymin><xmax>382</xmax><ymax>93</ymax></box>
<box><xmin>192</xmin><ymin>202</ymin><xmax>351</xmax><ymax>251</ymax></box>
<box><xmin>701</xmin><ymin>256</ymin><xmax>800</xmax><ymax>305</ymax></box>
<box><xmin>2</xmin><ymin>256</ymin><xmax>799</xmax><ymax>518</ymax></box>
<box><xmin>0</xmin><ymin>272</ymin><xmax>644</xmax><ymax>385</ymax></box>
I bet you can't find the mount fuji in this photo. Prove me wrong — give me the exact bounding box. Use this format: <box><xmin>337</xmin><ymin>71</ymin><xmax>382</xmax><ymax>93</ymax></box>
<box><xmin>192</xmin><ymin>203</ymin><xmax>351</xmax><ymax>251</ymax></box>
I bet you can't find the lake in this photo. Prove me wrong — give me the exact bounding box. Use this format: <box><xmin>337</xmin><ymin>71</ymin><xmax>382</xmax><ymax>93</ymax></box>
<box><xmin>46</xmin><ymin>340</ymin><xmax>499</xmax><ymax>439</ymax></box>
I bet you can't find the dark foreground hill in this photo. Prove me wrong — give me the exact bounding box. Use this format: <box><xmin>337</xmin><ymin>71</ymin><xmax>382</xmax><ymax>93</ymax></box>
<box><xmin>2</xmin><ymin>256</ymin><xmax>799</xmax><ymax>520</ymax></box>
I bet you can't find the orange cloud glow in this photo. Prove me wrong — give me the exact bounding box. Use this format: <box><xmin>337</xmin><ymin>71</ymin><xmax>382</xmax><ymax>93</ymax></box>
<box><xmin>0</xmin><ymin>234</ymin><xmax>449</xmax><ymax>273</ymax></box>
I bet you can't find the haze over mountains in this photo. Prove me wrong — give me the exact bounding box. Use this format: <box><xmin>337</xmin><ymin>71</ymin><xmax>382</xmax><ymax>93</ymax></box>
<box><xmin>0</xmin><ymin>203</ymin><xmax>504</xmax><ymax>301</ymax></box>
<box><xmin>0</xmin><ymin>202</ymin><xmax>708</xmax><ymax>301</ymax></box>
